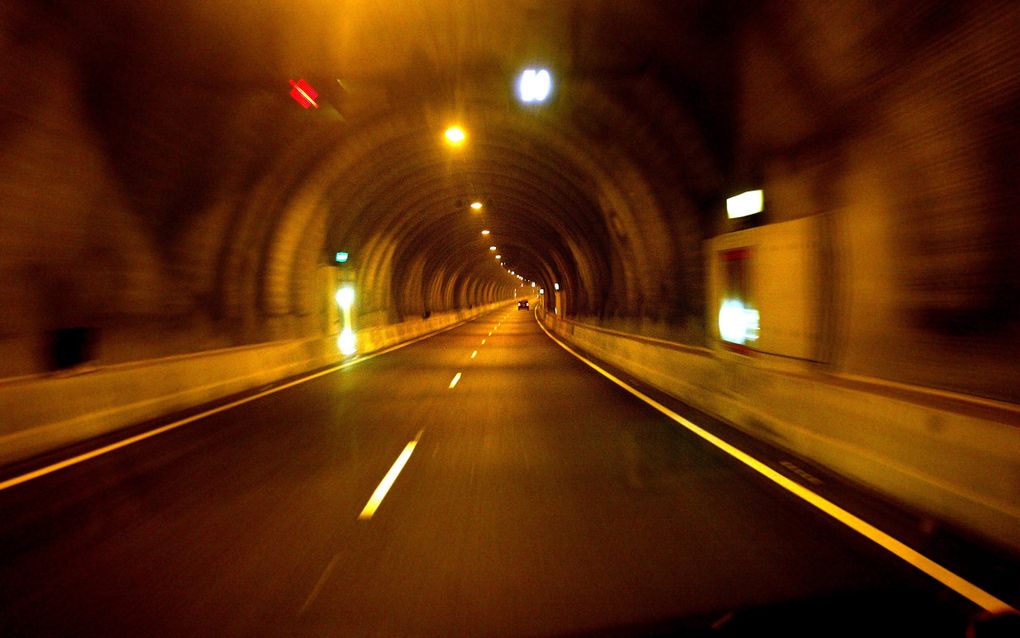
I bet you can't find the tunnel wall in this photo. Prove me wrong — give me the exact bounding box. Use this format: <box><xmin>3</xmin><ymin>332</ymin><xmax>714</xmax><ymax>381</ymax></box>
<box><xmin>0</xmin><ymin>300</ymin><xmax>513</xmax><ymax>468</ymax></box>
<box><xmin>538</xmin><ymin>308</ymin><xmax>1020</xmax><ymax>553</ymax></box>
<box><xmin>731</xmin><ymin>0</ymin><xmax>1020</xmax><ymax>403</ymax></box>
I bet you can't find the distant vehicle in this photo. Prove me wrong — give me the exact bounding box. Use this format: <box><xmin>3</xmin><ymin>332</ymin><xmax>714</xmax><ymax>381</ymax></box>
<box><xmin>518</xmin><ymin>300</ymin><xmax>529</xmax><ymax>310</ymax></box>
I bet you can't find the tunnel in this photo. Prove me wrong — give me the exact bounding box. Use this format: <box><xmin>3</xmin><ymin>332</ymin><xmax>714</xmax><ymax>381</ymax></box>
<box><xmin>1</xmin><ymin>1</ymin><xmax>1019</xmax><ymax>636</ymax></box>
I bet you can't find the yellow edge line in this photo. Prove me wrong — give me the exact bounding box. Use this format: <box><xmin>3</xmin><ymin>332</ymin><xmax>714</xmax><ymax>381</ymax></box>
<box><xmin>535</xmin><ymin>313</ymin><xmax>1016</xmax><ymax>614</ymax></box>
<box><xmin>0</xmin><ymin>315</ymin><xmax>485</xmax><ymax>493</ymax></box>
<box><xmin>357</xmin><ymin>430</ymin><xmax>423</xmax><ymax>520</ymax></box>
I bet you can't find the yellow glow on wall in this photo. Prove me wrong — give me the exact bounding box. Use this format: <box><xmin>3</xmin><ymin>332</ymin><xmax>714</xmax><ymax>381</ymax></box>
<box><xmin>335</xmin><ymin>285</ymin><xmax>357</xmax><ymax>355</ymax></box>
<box><xmin>335</xmin><ymin>286</ymin><xmax>355</xmax><ymax>310</ymax></box>
<box><xmin>338</xmin><ymin>327</ymin><xmax>357</xmax><ymax>355</ymax></box>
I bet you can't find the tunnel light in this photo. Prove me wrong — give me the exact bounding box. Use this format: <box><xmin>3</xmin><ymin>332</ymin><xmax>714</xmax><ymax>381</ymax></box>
<box><xmin>338</xmin><ymin>327</ymin><xmax>357</xmax><ymax>355</ymax></box>
<box><xmin>481</xmin><ymin>229</ymin><xmax>490</xmax><ymax>235</ymax></box>
<box><xmin>444</xmin><ymin>126</ymin><xmax>466</xmax><ymax>146</ymax></box>
<box><xmin>718</xmin><ymin>299</ymin><xmax>760</xmax><ymax>345</ymax></box>
<box><xmin>518</xmin><ymin>68</ymin><xmax>552</xmax><ymax>104</ymax></box>
<box><xmin>495</xmin><ymin>255</ymin><xmax>501</xmax><ymax>260</ymax></box>
<box><xmin>335</xmin><ymin>286</ymin><xmax>355</xmax><ymax>310</ymax></box>
<box><xmin>539</xmin><ymin>288</ymin><xmax>544</xmax><ymax>294</ymax></box>
<box><xmin>726</xmin><ymin>190</ymin><xmax>763</xmax><ymax>219</ymax></box>
<box><xmin>554</xmin><ymin>282</ymin><xmax>560</xmax><ymax>290</ymax></box>
<box><xmin>471</xmin><ymin>201</ymin><xmax>483</xmax><ymax>211</ymax></box>
<box><xmin>489</xmin><ymin>246</ymin><xmax>497</xmax><ymax>251</ymax></box>
<box><xmin>531</xmin><ymin>282</ymin><xmax>536</xmax><ymax>288</ymax></box>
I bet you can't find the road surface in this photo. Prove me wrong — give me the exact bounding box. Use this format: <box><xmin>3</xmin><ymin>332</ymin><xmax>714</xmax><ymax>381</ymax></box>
<box><xmin>0</xmin><ymin>307</ymin><xmax>998</xmax><ymax>636</ymax></box>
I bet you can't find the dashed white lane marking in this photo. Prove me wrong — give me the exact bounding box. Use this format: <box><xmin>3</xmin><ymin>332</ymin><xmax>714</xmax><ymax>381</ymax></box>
<box><xmin>448</xmin><ymin>372</ymin><xmax>463</xmax><ymax>389</ymax></box>
<box><xmin>470</xmin><ymin>350</ymin><xmax>478</xmax><ymax>359</ymax></box>
<box><xmin>357</xmin><ymin>429</ymin><xmax>425</xmax><ymax>521</ymax></box>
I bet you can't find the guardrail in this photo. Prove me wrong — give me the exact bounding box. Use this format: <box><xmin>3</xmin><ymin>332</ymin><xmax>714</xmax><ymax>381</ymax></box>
<box><xmin>537</xmin><ymin>307</ymin><xmax>1020</xmax><ymax>554</ymax></box>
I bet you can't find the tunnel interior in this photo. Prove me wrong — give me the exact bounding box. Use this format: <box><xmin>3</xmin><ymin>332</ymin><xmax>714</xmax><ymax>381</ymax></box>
<box><xmin>0</xmin><ymin>0</ymin><xmax>1018</xmax><ymax>404</ymax></box>
<box><xmin>2</xmin><ymin>1</ymin><xmax>1020</xmax><ymax>631</ymax></box>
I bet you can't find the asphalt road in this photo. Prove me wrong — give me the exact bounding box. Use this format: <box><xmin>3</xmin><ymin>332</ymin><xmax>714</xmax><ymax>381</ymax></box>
<box><xmin>0</xmin><ymin>307</ymin><xmax>993</xmax><ymax>636</ymax></box>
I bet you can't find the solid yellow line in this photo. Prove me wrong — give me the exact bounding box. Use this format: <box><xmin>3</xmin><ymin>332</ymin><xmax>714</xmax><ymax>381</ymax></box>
<box><xmin>449</xmin><ymin>372</ymin><xmax>462</xmax><ymax>389</ymax></box>
<box><xmin>0</xmin><ymin>316</ymin><xmax>478</xmax><ymax>493</ymax></box>
<box><xmin>357</xmin><ymin>431</ymin><xmax>423</xmax><ymax>520</ymax></box>
<box><xmin>535</xmin><ymin>315</ymin><xmax>1016</xmax><ymax>614</ymax></box>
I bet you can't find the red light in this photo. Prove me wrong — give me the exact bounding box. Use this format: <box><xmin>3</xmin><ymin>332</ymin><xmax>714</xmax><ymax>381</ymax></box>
<box><xmin>289</xmin><ymin>79</ymin><xmax>319</xmax><ymax>109</ymax></box>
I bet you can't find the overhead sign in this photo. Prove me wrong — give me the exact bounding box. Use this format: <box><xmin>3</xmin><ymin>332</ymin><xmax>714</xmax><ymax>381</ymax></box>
<box><xmin>335</xmin><ymin>251</ymin><xmax>349</xmax><ymax>264</ymax></box>
<box><xmin>726</xmin><ymin>190</ymin><xmax>763</xmax><ymax>219</ymax></box>
<box><xmin>289</xmin><ymin>79</ymin><xmax>319</xmax><ymax>109</ymax></box>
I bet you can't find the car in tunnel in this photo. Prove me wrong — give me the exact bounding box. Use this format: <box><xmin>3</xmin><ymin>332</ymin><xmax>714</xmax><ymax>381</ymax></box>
<box><xmin>518</xmin><ymin>299</ymin><xmax>529</xmax><ymax>310</ymax></box>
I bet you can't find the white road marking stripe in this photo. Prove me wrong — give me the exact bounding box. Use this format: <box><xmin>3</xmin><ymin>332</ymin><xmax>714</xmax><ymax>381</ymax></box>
<box><xmin>535</xmin><ymin>314</ymin><xmax>1016</xmax><ymax>615</ymax></box>
<box><xmin>357</xmin><ymin>429</ymin><xmax>424</xmax><ymax>521</ymax></box>
<box><xmin>470</xmin><ymin>350</ymin><xmax>478</xmax><ymax>359</ymax></box>
<box><xmin>449</xmin><ymin>372</ymin><xmax>462</xmax><ymax>389</ymax></box>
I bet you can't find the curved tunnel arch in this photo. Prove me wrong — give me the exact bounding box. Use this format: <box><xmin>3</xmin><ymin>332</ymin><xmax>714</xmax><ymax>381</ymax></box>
<box><xmin>0</xmin><ymin>1</ymin><xmax>738</xmax><ymax>368</ymax></box>
<box><xmin>242</xmin><ymin>87</ymin><xmax>719</xmax><ymax>334</ymax></box>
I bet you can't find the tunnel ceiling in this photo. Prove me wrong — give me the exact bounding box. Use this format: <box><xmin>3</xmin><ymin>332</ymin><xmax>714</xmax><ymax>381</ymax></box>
<box><xmin>16</xmin><ymin>0</ymin><xmax>737</xmax><ymax>331</ymax></box>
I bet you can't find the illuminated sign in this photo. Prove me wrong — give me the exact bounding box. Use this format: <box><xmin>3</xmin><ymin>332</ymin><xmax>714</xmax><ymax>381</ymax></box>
<box><xmin>726</xmin><ymin>190</ymin><xmax>763</xmax><ymax>219</ymax></box>
<box><xmin>335</xmin><ymin>251</ymin><xmax>349</xmax><ymax>263</ymax></box>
